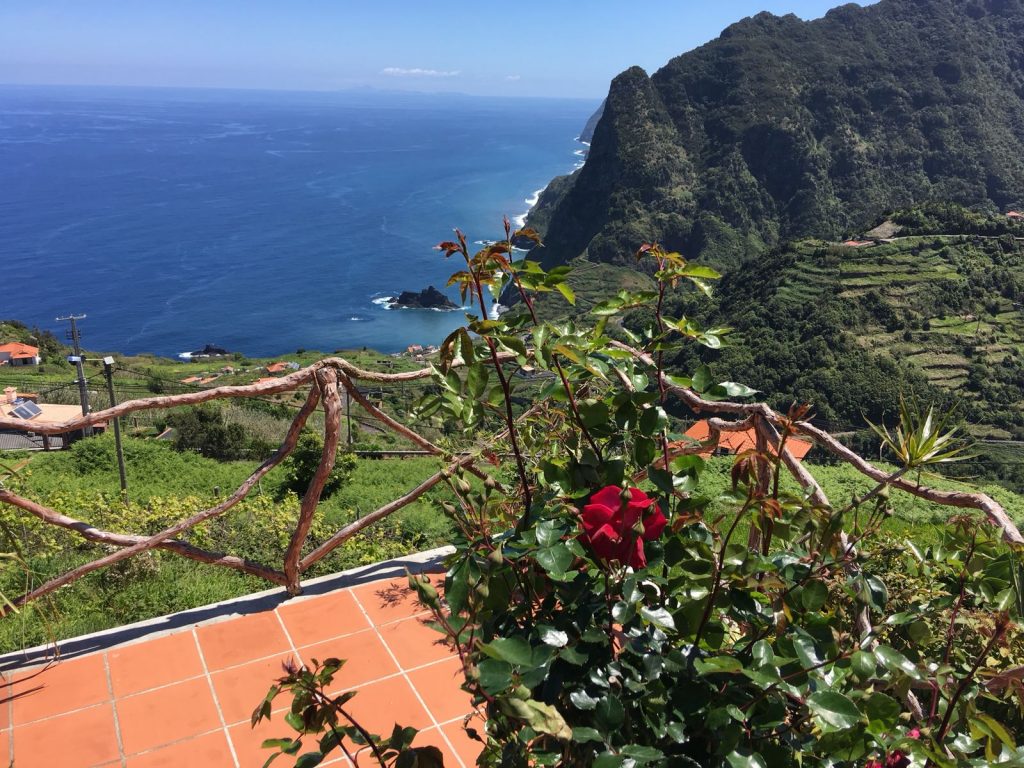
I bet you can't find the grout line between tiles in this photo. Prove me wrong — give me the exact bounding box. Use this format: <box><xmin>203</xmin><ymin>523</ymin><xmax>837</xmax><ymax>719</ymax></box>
<box><xmin>350</xmin><ymin>588</ymin><xmax>466</xmax><ymax>768</ymax></box>
<box><xmin>192</xmin><ymin>627</ymin><xmax>241</xmax><ymax>768</ymax></box>
<box><xmin>102</xmin><ymin>652</ymin><xmax>127</xmax><ymax>767</ymax></box>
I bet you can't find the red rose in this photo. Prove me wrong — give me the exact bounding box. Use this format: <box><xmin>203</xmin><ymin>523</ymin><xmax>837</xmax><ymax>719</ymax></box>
<box><xmin>579</xmin><ymin>486</ymin><xmax>667</xmax><ymax>569</ymax></box>
<box><xmin>885</xmin><ymin>751</ymin><xmax>909</xmax><ymax>768</ymax></box>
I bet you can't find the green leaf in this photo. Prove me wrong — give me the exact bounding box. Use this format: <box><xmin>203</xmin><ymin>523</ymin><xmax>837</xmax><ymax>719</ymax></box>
<box><xmin>536</xmin><ymin>544</ymin><xmax>574</xmax><ymax>577</ymax></box>
<box><xmin>725</xmin><ymin>751</ymin><xmax>768</xmax><ymax>768</ymax></box>
<box><xmin>498</xmin><ymin>697</ymin><xmax>572</xmax><ymax>740</ymax></box>
<box><xmin>801</xmin><ymin>580</ymin><xmax>828</xmax><ymax>612</ymax></box>
<box><xmin>294</xmin><ymin>753</ymin><xmax>324</xmax><ymax>768</ymax></box>
<box><xmin>572</xmin><ymin>726</ymin><xmax>604</xmax><ymax>742</ymax></box>
<box><xmin>863</xmin><ymin>692</ymin><xmax>901</xmax><ymax>733</ymax></box>
<box><xmin>570</xmin><ymin>690</ymin><xmax>599</xmax><ymax>711</ymax></box>
<box><xmin>477</xmin><ymin>659</ymin><xmax>513</xmax><ymax>693</ymax></box>
<box><xmin>640</xmin><ymin>605</ymin><xmax>676</xmax><ymax>630</ymax></box>
<box><xmin>540</xmin><ymin>627</ymin><xmax>569</xmax><ymax>648</ymax></box>
<box><xmin>806</xmin><ymin>691</ymin><xmax>862</xmax><ymax>731</ymax></box>
<box><xmin>595</xmin><ymin>695</ymin><xmax>625</xmax><ymax>732</ymax></box>
<box><xmin>692</xmin><ymin>365</ymin><xmax>713</xmax><ymax>393</ymax></box>
<box><xmin>792</xmin><ymin>633</ymin><xmax>823</xmax><ymax>669</ymax></box>
<box><xmin>873</xmin><ymin>645</ymin><xmax>922</xmax><ymax>680</ymax></box>
<box><xmin>554</xmin><ymin>281</ymin><xmax>576</xmax><ymax>305</ymax></box>
<box><xmin>621</xmin><ymin>745</ymin><xmax>665</xmax><ymax>763</ymax></box>
<box><xmin>694</xmin><ymin>656</ymin><xmax>743</xmax><ymax>675</ymax></box>
<box><xmin>480</xmin><ymin>637</ymin><xmax>534</xmax><ymax>666</ymax></box>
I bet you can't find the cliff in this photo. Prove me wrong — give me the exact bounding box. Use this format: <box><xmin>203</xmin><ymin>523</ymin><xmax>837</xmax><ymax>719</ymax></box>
<box><xmin>529</xmin><ymin>0</ymin><xmax>1024</xmax><ymax>271</ymax></box>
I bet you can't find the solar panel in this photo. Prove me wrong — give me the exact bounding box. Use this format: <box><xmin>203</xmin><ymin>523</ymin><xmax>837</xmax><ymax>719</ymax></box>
<box><xmin>10</xmin><ymin>402</ymin><xmax>41</xmax><ymax>420</ymax></box>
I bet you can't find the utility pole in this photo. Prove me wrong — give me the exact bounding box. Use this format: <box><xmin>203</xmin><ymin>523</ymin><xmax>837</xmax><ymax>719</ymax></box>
<box><xmin>57</xmin><ymin>314</ymin><xmax>92</xmax><ymax>436</ymax></box>
<box><xmin>102</xmin><ymin>357</ymin><xmax>128</xmax><ymax>501</ymax></box>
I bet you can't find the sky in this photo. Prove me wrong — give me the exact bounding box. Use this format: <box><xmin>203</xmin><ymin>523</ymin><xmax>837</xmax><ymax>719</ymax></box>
<box><xmin>0</xmin><ymin>1</ymin><xmax>873</xmax><ymax>100</ymax></box>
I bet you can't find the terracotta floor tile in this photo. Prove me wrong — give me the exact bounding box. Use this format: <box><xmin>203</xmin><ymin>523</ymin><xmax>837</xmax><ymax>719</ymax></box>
<box><xmin>196</xmin><ymin>612</ymin><xmax>291</xmax><ymax>671</ymax></box>
<box><xmin>340</xmin><ymin>675</ymin><xmax>432</xmax><ymax>737</ymax></box>
<box><xmin>116</xmin><ymin>677</ymin><xmax>221</xmax><ymax>755</ymax></box>
<box><xmin>296</xmin><ymin>629</ymin><xmax>399</xmax><ymax>690</ymax></box>
<box><xmin>378</xmin><ymin>616</ymin><xmax>455</xmax><ymax>670</ymax></box>
<box><xmin>126</xmin><ymin>729</ymin><xmax>235</xmax><ymax>767</ymax></box>
<box><xmin>441</xmin><ymin>719</ymin><xmax>485</xmax><ymax>768</ymax></box>
<box><xmin>406</xmin><ymin>658</ymin><xmax>473</xmax><ymax>725</ymax></box>
<box><xmin>211</xmin><ymin>653</ymin><xmax>298</xmax><ymax>726</ymax></box>
<box><xmin>11</xmin><ymin>653</ymin><xmax>110</xmax><ymax>725</ymax></box>
<box><xmin>108</xmin><ymin>631</ymin><xmax>205</xmax><ymax>697</ymax></box>
<box><xmin>12</xmin><ymin>702</ymin><xmax>120</xmax><ymax>768</ymax></box>
<box><xmin>277</xmin><ymin>589</ymin><xmax>370</xmax><ymax>647</ymax></box>
<box><xmin>352</xmin><ymin>576</ymin><xmax>443</xmax><ymax>626</ymax></box>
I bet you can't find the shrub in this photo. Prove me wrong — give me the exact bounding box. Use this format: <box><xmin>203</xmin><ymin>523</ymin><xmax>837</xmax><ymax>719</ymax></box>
<box><xmin>262</xmin><ymin>226</ymin><xmax>1024</xmax><ymax>767</ymax></box>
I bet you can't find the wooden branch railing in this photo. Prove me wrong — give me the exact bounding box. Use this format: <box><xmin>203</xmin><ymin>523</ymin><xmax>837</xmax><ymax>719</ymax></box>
<box><xmin>0</xmin><ymin>344</ymin><xmax>1019</xmax><ymax>619</ymax></box>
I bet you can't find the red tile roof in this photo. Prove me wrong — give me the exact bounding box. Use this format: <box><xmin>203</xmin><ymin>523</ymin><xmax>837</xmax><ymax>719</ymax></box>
<box><xmin>0</xmin><ymin>342</ymin><xmax>39</xmax><ymax>359</ymax></box>
<box><xmin>265</xmin><ymin>362</ymin><xmax>289</xmax><ymax>374</ymax></box>
<box><xmin>676</xmin><ymin>419</ymin><xmax>813</xmax><ymax>460</ymax></box>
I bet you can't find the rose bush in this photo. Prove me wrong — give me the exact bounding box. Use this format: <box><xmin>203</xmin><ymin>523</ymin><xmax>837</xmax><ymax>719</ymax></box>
<box><xmin>261</xmin><ymin>223</ymin><xmax>1024</xmax><ymax>767</ymax></box>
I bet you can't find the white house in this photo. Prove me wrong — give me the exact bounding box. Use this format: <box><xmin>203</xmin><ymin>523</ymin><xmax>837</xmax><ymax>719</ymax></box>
<box><xmin>0</xmin><ymin>343</ymin><xmax>41</xmax><ymax>366</ymax></box>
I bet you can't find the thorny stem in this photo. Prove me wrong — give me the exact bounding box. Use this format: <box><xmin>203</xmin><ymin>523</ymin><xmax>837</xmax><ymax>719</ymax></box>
<box><xmin>504</xmin><ymin>246</ymin><xmax>603</xmax><ymax>462</ymax></box>
<box><xmin>652</xmin><ymin>258</ymin><xmax>672</xmax><ymax>473</ymax></box>
<box><xmin>692</xmin><ymin>488</ymin><xmax>756</xmax><ymax>653</ymax></box>
<box><xmin>460</xmin><ymin>238</ymin><xmax>533</xmax><ymax>523</ymax></box>
<box><xmin>334</xmin><ymin>700</ymin><xmax>389</xmax><ymax>766</ymax></box>
<box><xmin>935</xmin><ymin>620</ymin><xmax>1007</xmax><ymax>745</ymax></box>
<box><xmin>930</xmin><ymin>530</ymin><xmax>978</xmax><ymax>723</ymax></box>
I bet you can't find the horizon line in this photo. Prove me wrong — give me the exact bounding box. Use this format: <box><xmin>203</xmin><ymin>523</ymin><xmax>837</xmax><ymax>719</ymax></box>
<box><xmin>0</xmin><ymin>80</ymin><xmax>605</xmax><ymax>103</ymax></box>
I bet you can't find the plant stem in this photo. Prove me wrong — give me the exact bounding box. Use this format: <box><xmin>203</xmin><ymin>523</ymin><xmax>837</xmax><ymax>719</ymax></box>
<box><xmin>463</xmin><ymin>245</ymin><xmax>533</xmax><ymax>522</ymax></box>
<box><xmin>507</xmin><ymin>264</ymin><xmax>602</xmax><ymax>461</ymax></box>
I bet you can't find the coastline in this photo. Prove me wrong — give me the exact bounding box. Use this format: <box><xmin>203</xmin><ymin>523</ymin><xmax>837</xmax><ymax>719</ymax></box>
<box><xmin>511</xmin><ymin>135</ymin><xmax>589</xmax><ymax>229</ymax></box>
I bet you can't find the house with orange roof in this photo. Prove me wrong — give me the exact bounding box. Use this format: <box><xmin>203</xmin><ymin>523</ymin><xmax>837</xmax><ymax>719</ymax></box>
<box><xmin>671</xmin><ymin>419</ymin><xmax>814</xmax><ymax>461</ymax></box>
<box><xmin>0</xmin><ymin>342</ymin><xmax>40</xmax><ymax>367</ymax></box>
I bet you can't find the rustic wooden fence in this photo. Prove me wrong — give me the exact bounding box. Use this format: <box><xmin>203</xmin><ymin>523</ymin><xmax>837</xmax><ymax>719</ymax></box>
<box><xmin>0</xmin><ymin>349</ymin><xmax>1019</xmax><ymax>619</ymax></box>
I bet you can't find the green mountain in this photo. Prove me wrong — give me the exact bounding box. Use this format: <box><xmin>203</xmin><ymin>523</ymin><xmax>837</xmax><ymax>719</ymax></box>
<box><xmin>658</xmin><ymin>203</ymin><xmax>1024</xmax><ymax>487</ymax></box>
<box><xmin>529</xmin><ymin>0</ymin><xmax>1024</xmax><ymax>271</ymax></box>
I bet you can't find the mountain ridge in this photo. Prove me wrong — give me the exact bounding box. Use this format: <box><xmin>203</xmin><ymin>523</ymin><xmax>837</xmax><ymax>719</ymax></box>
<box><xmin>528</xmin><ymin>0</ymin><xmax>1024</xmax><ymax>271</ymax></box>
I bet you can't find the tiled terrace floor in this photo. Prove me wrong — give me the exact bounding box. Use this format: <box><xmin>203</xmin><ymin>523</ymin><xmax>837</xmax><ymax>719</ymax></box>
<box><xmin>0</xmin><ymin>560</ymin><xmax>481</xmax><ymax>768</ymax></box>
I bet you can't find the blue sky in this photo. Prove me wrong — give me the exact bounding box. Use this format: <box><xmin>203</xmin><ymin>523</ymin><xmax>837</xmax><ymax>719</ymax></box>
<box><xmin>0</xmin><ymin>1</ymin><xmax>872</xmax><ymax>99</ymax></box>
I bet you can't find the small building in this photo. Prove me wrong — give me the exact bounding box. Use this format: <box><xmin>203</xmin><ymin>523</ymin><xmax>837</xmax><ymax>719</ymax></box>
<box><xmin>1007</xmin><ymin>211</ymin><xmax>1024</xmax><ymax>219</ymax></box>
<box><xmin>0</xmin><ymin>342</ymin><xmax>41</xmax><ymax>366</ymax></box>
<box><xmin>671</xmin><ymin>419</ymin><xmax>814</xmax><ymax>461</ymax></box>
<box><xmin>0</xmin><ymin>388</ymin><xmax>105</xmax><ymax>450</ymax></box>
<box><xmin>265</xmin><ymin>361</ymin><xmax>295</xmax><ymax>375</ymax></box>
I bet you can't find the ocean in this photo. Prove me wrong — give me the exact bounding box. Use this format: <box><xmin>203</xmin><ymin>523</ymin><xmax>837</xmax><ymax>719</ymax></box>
<box><xmin>0</xmin><ymin>85</ymin><xmax>597</xmax><ymax>356</ymax></box>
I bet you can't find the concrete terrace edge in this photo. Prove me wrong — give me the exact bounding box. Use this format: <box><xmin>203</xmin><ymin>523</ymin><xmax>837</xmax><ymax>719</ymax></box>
<box><xmin>0</xmin><ymin>545</ymin><xmax>454</xmax><ymax>672</ymax></box>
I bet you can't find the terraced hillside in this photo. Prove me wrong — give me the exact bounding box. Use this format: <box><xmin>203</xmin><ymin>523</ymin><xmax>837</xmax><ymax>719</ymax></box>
<box><xmin>665</xmin><ymin>209</ymin><xmax>1024</xmax><ymax>488</ymax></box>
<box><xmin>776</xmin><ymin>235</ymin><xmax>1023</xmax><ymax>415</ymax></box>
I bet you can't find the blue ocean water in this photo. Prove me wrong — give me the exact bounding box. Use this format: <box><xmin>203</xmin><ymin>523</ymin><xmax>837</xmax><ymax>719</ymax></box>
<box><xmin>0</xmin><ymin>85</ymin><xmax>597</xmax><ymax>356</ymax></box>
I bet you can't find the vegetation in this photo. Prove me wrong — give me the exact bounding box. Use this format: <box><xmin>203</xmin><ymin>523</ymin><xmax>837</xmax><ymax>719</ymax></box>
<box><xmin>258</xmin><ymin>227</ymin><xmax>1024</xmax><ymax>767</ymax></box>
<box><xmin>649</xmin><ymin>204</ymin><xmax>1024</xmax><ymax>491</ymax></box>
<box><xmin>528</xmin><ymin>0</ymin><xmax>1024</xmax><ymax>275</ymax></box>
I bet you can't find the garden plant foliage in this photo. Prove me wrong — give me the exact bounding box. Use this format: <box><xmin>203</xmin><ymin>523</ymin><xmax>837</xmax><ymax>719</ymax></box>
<box><xmin>259</xmin><ymin>222</ymin><xmax>1024</xmax><ymax>767</ymax></box>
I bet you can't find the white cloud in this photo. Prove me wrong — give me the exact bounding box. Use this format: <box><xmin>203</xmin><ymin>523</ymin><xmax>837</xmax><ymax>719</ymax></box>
<box><xmin>505</xmin><ymin>74</ymin><xmax>521</xmax><ymax>81</ymax></box>
<box><xmin>381</xmin><ymin>67</ymin><xmax>460</xmax><ymax>78</ymax></box>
